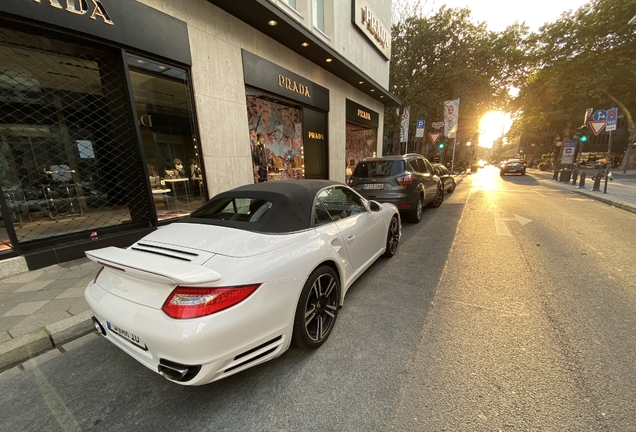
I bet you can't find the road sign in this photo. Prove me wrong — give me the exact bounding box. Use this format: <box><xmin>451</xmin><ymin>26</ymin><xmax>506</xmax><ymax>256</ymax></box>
<box><xmin>415</xmin><ymin>119</ymin><xmax>425</xmax><ymax>137</ymax></box>
<box><xmin>606</xmin><ymin>108</ymin><xmax>618</xmax><ymax>131</ymax></box>
<box><xmin>432</xmin><ymin>122</ymin><xmax>444</xmax><ymax>129</ymax></box>
<box><xmin>589</xmin><ymin>121</ymin><xmax>606</xmax><ymax>135</ymax></box>
<box><xmin>561</xmin><ymin>140</ymin><xmax>577</xmax><ymax>164</ymax></box>
<box><xmin>593</xmin><ymin>110</ymin><xmax>607</xmax><ymax>121</ymax></box>
<box><xmin>429</xmin><ymin>132</ymin><xmax>442</xmax><ymax>145</ymax></box>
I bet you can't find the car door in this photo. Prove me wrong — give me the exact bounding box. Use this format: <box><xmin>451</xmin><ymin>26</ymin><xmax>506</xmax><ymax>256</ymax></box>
<box><xmin>317</xmin><ymin>186</ymin><xmax>384</xmax><ymax>270</ymax></box>
<box><xmin>418</xmin><ymin>158</ymin><xmax>437</xmax><ymax>203</ymax></box>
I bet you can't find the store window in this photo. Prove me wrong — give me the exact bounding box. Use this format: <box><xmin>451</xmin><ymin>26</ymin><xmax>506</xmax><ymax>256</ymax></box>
<box><xmin>246</xmin><ymin>90</ymin><xmax>305</xmax><ymax>183</ymax></box>
<box><xmin>346</xmin><ymin>123</ymin><xmax>377</xmax><ymax>177</ymax></box>
<box><xmin>127</xmin><ymin>55</ymin><xmax>204</xmax><ymax>221</ymax></box>
<box><xmin>0</xmin><ymin>25</ymin><xmax>151</xmax><ymax>253</ymax></box>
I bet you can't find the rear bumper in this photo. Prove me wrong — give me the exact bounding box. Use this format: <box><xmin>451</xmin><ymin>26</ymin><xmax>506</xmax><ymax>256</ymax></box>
<box><xmin>357</xmin><ymin>190</ymin><xmax>418</xmax><ymax>211</ymax></box>
<box><xmin>84</xmin><ymin>279</ymin><xmax>300</xmax><ymax>385</ymax></box>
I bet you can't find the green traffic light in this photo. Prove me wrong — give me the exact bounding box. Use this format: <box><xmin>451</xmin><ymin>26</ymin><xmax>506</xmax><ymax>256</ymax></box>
<box><xmin>580</xmin><ymin>135</ymin><xmax>588</xmax><ymax>142</ymax></box>
<box><xmin>439</xmin><ymin>143</ymin><xmax>444</xmax><ymax>149</ymax></box>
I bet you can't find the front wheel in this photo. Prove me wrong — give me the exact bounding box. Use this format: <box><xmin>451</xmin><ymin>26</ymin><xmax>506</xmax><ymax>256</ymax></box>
<box><xmin>292</xmin><ymin>266</ymin><xmax>340</xmax><ymax>350</ymax></box>
<box><xmin>383</xmin><ymin>216</ymin><xmax>400</xmax><ymax>258</ymax></box>
<box><xmin>448</xmin><ymin>181</ymin><xmax>456</xmax><ymax>193</ymax></box>
<box><xmin>429</xmin><ymin>186</ymin><xmax>443</xmax><ymax>208</ymax></box>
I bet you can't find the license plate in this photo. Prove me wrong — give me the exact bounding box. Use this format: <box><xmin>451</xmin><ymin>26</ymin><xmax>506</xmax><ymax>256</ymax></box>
<box><xmin>509</xmin><ymin>169</ymin><xmax>518</xmax><ymax>172</ymax></box>
<box><xmin>107</xmin><ymin>321</ymin><xmax>148</xmax><ymax>350</ymax></box>
<box><xmin>362</xmin><ymin>184</ymin><xmax>384</xmax><ymax>190</ymax></box>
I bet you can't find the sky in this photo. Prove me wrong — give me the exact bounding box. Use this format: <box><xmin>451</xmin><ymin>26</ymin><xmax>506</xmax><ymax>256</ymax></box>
<box><xmin>426</xmin><ymin>0</ymin><xmax>590</xmax><ymax>32</ymax></box>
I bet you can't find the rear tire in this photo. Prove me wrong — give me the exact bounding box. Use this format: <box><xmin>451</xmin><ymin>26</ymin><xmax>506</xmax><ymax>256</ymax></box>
<box><xmin>407</xmin><ymin>195</ymin><xmax>423</xmax><ymax>223</ymax></box>
<box><xmin>448</xmin><ymin>181</ymin><xmax>456</xmax><ymax>193</ymax></box>
<box><xmin>292</xmin><ymin>266</ymin><xmax>340</xmax><ymax>350</ymax></box>
<box><xmin>383</xmin><ymin>216</ymin><xmax>400</xmax><ymax>258</ymax></box>
<box><xmin>429</xmin><ymin>186</ymin><xmax>443</xmax><ymax>208</ymax></box>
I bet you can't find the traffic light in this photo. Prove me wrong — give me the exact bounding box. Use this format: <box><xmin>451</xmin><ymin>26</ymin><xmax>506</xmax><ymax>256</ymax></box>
<box><xmin>579</xmin><ymin>134</ymin><xmax>588</xmax><ymax>142</ymax></box>
<box><xmin>519</xmin><ymin>148</ymin><xmax>523</xmax><ymax>153</ymax></box>
<box><xmin>439</xmin><ymin>143</ymin><xmax>445</xmax><ymax>149</ymax></box>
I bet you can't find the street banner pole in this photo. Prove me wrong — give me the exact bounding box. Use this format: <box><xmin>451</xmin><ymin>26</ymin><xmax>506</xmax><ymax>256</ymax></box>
<box><xmin>604</xmin><ymin>130</ymin><xmax>612</xmax><ymax>194</ymax></box>
<box><xmin>451</xmin><ymin>136</ymin><xmax>457</xmax><ymax>172</ymax></box>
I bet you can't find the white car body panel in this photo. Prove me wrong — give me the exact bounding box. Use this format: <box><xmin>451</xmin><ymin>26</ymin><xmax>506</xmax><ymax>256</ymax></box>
<box><xmin>85</xmin><ymin>185</ymin><xmax>400</xmax><ymax>386</ymax></box>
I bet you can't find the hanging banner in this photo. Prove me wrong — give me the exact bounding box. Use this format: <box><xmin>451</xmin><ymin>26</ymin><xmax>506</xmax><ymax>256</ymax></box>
<box><xmin>398</xmin><ymin>106</ymin><xmax>410</xmax><ymax>143</ymax></box>
<box><xmin>444</xmin><ymin>99</ymin><xmax>460</xmax><ymax>138</ymax></box>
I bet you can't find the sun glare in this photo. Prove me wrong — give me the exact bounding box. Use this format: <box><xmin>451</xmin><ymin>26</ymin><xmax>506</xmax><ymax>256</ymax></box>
<box><xmin>479</xmin><ymin>111</ymin><xmax>509</xmax><ymax>148</ymax></box>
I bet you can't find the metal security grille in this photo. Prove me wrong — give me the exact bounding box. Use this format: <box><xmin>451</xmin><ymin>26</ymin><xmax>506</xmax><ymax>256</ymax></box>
<box><xmin>0</xmin><ymin>23</ymin><xmax>151</xmax><ymax>251</ymax></box>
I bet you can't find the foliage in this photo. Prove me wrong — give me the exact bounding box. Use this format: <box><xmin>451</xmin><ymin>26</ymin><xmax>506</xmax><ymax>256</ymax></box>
<box><xmin>387</xmin><ymin>5</ymin><xmax>530</xmax><ymax>152</ymax></box>
<box><xmin>510</xmin><ymin>0</ymin><xmax>636</xmax><ymax>168</ymax></box>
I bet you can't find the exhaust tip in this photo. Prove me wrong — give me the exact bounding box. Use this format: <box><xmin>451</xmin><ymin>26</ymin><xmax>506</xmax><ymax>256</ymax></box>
<box><xmin>92</xmin><ymin>317</ymin><xmax>106</xmax><ymax>336</ymax></box>
<box><xmin>158</xmin><ymin>359</ymin><xmax>201</xmax><ymax>382</ymax></box>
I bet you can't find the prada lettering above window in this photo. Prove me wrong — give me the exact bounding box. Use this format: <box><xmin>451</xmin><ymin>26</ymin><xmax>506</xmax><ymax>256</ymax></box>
<box><xmin>308</xmin><ymin>131</ymin><xmax>325</xmax><ymax>140</ymax></box>
<box><xmin>352</xmin><ymin>0</ymin><xmax>391</xmax><ymax>60</ymax></box>
<box><xmin>32</xmin><ymin>0</ymin><xmax>114</xmax><ymax>25</ymax></box>
<box><xmin>278</xmin><ymin>75</ymin><xmax>311</xmax><ymax>98</ymax></box>
<box><xmin>357</xmin><ymin>109</ymin><xmax>371</xmax><ymax>121</ymax></box>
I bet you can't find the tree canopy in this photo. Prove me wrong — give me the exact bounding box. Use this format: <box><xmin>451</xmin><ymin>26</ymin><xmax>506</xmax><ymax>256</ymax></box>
<box><xmin>389</xmin><ymin>0</ymin><xmax>636</xmax><ymax>167</ymax></box>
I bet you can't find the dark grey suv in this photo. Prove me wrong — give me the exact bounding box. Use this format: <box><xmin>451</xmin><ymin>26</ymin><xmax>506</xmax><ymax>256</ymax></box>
<box><xmin>348</xmin><ymin>154</ymin><xmax>443</xmax><ymax>223</ymax></box>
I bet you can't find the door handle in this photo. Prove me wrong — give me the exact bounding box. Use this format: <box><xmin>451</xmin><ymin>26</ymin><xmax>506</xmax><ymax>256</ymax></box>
<box><xmin>346</xmin><ymin>235</ymin><xmax>355</xmax><ymax>244</ymax></box>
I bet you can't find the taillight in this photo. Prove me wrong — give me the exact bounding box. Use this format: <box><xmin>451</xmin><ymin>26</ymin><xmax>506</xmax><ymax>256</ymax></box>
<box><xmin>396</xmin><ymin>173</ymin><xmax>415</xmax><ymax>185</ymax></box>
<box><xmin>161</xmin><ymin>284</ymin><xmax>261</xmax><ymax>319</ymax></box>
<box><xmin>93</xmin><ymin>266</ymin><xmax>104</xmax><ymax>284</ymax></box>
<box><xmin>347</xmin><ymin>177</ymin><xmax>353</xmax><ymax>186</ymax></box>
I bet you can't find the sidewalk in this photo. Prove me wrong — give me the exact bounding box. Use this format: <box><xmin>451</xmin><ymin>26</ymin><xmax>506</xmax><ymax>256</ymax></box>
<box><xmin>531</xmin><ymin>168</ymin><xmax>636</xmax><ymax>214</ymax></box>
<box><xmin>1</xmin><ymin>169</ymin><xmax>635</xmax><ymax>374</ymax></box>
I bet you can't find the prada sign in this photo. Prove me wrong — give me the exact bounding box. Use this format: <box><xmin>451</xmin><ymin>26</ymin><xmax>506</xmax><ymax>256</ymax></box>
<box><xmin>346</xmin><ymin>99</ymin><xmax>379</xmax><ymax>128</ymax></box>
<box><xmin>32</xmin><ymin>0</ymin><xmax>114</xmax><ymax>25</ymax></box>
<box><xmin>0</xmin><ymin>0</ymin><xmax>192</xmax><ymax>65</ymax></box>
<box><xmin>242</xmin><ymin>50</ymin><xmax>329</xmax><ymax>112</ymax></box>
<box><xmin>352</xmin><ymin>0</ymin><xmax>391</xmax><ymax>60</ymax></box>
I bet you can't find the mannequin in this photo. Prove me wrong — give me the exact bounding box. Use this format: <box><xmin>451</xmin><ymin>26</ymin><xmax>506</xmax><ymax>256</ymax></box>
<box><xmin>173</xmin><ymin>158</ymin><xmax>186</xmax><ymax>178</ymax></box>
<box><xmin>252</xmin><ymin>133</ymin><xmax>269</xmax><ymax>183</ymax></box>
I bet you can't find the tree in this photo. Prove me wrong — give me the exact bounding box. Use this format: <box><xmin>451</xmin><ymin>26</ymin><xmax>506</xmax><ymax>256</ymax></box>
<box><xmin>511</xmin><ymin>0</ymin><xmax>636</xmax><ymax>168</ymax></box>
<box><xmin>387</xmin><ymin>5</ymin><xmax>530</xmax><ymax>154</ymax></box>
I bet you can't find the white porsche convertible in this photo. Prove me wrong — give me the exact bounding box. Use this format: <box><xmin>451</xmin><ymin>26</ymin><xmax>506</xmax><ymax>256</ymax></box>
<box><xmin>85</xmin><ymin>180</ymin><xmax>401</xmax><ymax>385</ymax></box>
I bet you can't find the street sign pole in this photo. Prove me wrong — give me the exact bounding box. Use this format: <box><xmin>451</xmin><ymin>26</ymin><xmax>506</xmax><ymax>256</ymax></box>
<box><xmin>451</xmin><ymin>136</ymin><xmax>457</xmax><ymax>173</ymax></box>
<box><xmin>604</xmin><ymin>130</ymin><xmax>612</xmax><ymax>194</ymax></box>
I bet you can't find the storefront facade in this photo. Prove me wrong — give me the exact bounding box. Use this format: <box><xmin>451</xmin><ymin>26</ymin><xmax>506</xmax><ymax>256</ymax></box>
<box><xmin>0</xmin><ymin>0</ymin><xmax>398</xmax><ymax>270</ymax></box>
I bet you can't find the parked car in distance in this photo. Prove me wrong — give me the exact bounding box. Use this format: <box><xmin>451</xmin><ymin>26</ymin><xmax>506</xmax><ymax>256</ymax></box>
<box><xmin>348</xmin><ymin>154</ymin><xmax>444</xmax><ymax>223</ymax></box>
<box><xmin>432</xmin><ymin>163</ymin><xmax>456</xmax><ymax>193</ymax></box>
<box><xmin>500</xmin><ymin>159</ymin><xmax>526</xmax><ymax>176</ymax></box>
<box><xmin>84</xmin><ymin>180</ymin><xmax>401</xmax><ymax>386</ymax></box>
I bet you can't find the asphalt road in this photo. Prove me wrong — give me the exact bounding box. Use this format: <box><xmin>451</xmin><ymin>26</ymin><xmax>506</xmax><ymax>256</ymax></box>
<box><xmin>1</xmin><ymin>167</ymin><xmax>636</xmax><ymax>431</ymax></box>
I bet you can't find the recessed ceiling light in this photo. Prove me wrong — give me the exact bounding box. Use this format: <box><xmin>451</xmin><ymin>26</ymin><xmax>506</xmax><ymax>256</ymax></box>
<box><xmin>358</xmin><ymin>81</ymin><xmax>364</xmax><ymax>84</ymax></box>
<box><xmin>268</xmin><ymin>20</ymin><xmax>278</xmax><ymax>26</ymax></box>
<box><xmin>380</xmin><ymin>95</ymin><xmax>384</xmax><ymax>98</ymax></box>
<box><xmin>136</xmin><ymin>59</ymin><xmax>145</xmax><ymax>64</ymax></box>
<box><xmin>158</xmin><ymin>66</ymin><xmax>166</xmax><ymax>70</ymax></box>
<box><xmin>326</xmin><ymin>58</ymin><xmax>333</xmax><ymax>62</ymax></box>
<box><xmin>370</xmin><ymin>89</ymin><xmax>375</xmax><ymax>92</ymax></box>
<box><xmin>301</xmin><ymin>42</ymin><xmax>309</xmax><ymax>47</ymax></box>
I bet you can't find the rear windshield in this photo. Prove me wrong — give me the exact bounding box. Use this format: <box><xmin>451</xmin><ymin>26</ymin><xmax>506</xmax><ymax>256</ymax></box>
<box><xmin>353</xmin><ymin>160</ymin><xmax>405</xmax><ymax>178</ymax></box>
<box><xmin>189</xmin><ymin>197</ymin><xmax>273</xmax><ymax>222</ymax></box>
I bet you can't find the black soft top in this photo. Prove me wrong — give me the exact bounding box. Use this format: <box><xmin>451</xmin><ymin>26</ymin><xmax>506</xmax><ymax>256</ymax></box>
<box><xmin>181</xmin><ymin>180</ymin><xmax>341</xmax><ymax>233</ymax></box>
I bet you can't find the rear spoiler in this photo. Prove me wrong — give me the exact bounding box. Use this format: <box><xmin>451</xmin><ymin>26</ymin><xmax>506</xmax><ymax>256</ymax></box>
<box><xmin>86</xmin><ymin>247</ymin><xmax>221</xmax><ymax>285</ymax></box>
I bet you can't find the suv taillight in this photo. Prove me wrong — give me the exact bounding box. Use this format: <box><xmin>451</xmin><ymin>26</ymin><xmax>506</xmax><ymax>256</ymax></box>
<box><xmin>396</xmin><ymin>173</ymin><xmax>415</xmax><ymax>185</ymax></box>
<box><xmin>161</xmin><ymin>284</ymin><xmax>261</xmax><ymax>319</ymax></box>
<box><xmin>346</xmin><ymin>177</ymin><xmax>353</xmax><ymax>186</ymax></box>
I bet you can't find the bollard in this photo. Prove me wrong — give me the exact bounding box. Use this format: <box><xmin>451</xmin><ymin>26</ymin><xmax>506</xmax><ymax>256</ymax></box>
<box><xmin>552</xmin><ymin>169</ymin><xmax>559</xmax><ymax>180</ymax></box>
<box><xmin>591</xmin><ymin>172</ymin><xmax>601</xmax><ymax>191</ymax></box>
<box><xmin>571</xmin><ymin>168</ymin><xmax>578</xmax><ymax>185</ymax></box>
<box><xmin>578</xmin><ymin>172</ymin><xmax>586</xmax><ymax>188</ymax></box>
<box><xmin>558</xmin><ymin>169</ymin><xmax>564</xmax><ymax>182</ymax></box>
<box><xmin>564</xmin><ymin>169</ymin><xmax>572</xmax><ymax>183</ymax></box>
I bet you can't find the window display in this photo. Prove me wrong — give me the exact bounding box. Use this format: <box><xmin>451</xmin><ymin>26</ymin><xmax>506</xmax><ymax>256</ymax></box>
<box><xmin>346</xmin><ymin>123</ymin><xmax>377</xmax><ymax>178</ymax></box>
<box><xmin>127</xmin><ymin>55</ymin><xmax>204</xmax><ymax>220</ymax></box>
<box><xmin>246</xmin><ymin>93</ymin><xmax>304</xmax><ymax>183</ymax></box>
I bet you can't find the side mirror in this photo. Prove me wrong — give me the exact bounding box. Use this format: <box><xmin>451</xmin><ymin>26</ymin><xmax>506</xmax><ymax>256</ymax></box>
<box><xmin>368</xmin><ymin>200</ymin><xmax>382</xmax><ymax>212</ymax></box>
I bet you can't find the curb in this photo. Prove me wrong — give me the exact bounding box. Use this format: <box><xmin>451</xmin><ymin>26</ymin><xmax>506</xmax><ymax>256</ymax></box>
<box><xmin>0</xmin><ymin>310</ymin><xmax>94</xmax><ymax>372</ymax></box>
<box><xmin>570</xmin><ymin>189</ymin><xmax>636</xmax><ymax>215</ymax></box>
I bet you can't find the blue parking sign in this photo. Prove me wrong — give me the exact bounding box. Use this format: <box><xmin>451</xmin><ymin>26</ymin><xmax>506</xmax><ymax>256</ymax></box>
<box><xmin>416</xmin><ymin>120</ymin><xmax>425</xmax><ymax>129</ymax></box>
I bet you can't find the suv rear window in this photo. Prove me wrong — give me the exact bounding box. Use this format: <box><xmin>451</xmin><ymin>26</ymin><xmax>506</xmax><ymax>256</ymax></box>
<box><xmin>353</xmin><ymin>160</ymin><xmax>405</xmax><ymax>178</ymax></box>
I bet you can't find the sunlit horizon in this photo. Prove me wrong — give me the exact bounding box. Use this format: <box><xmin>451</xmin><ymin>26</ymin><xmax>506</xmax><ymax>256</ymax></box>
<box><xmin>479</xmin><ymin>111</ymin><xmax>511</xmax><ymax>149</ymax></box>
